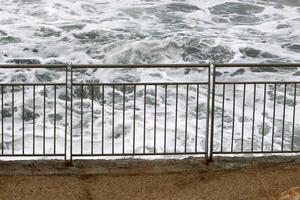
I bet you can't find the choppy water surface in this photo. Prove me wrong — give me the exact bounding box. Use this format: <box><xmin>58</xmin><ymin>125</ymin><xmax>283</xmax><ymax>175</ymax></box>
<box><xmin>1</xmin><ymin>0</ymin><xmax>300</xmax><ymax>64</ymax></box>
<box><xmin>0</xmin><ymin>0</ymin><xmax>300</xmax><ymax>156</ymax></box>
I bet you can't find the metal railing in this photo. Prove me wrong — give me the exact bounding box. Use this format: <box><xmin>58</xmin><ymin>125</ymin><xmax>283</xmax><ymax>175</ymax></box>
<box><xmin>0</xmin><ymin>63</ymin><xmax>299</xmax><ymax>163</ymax></box>
<box><xmin>70</xmin><ymin>64</ymin><xmax>210</xmax><ymax>161</ymax></box>
<box><xmin>0</xmin><ymin>64</ymin><xmax>68</xmax><ymax>159</ymax></box>
<box><xmin>210</xmin><ymin>63</ymin><xmax>300</xmax><ymax>159</ymax></box>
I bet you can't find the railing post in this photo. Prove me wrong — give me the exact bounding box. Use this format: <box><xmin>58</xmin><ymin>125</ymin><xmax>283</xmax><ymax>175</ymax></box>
<box><xmin>64</xmin><ymin>64</ymin><xmax>68</xmax><ymax>164</ymax></box>
<box><xmin>65</xmin><ymin>63</ymin><xmax>72</xmax><ymax>166</ymax></box>
<box><xmin>204</xmin><ymin>64</ymin><xmax>211</xmax><ymax>162</ymax></box>
<box><xmin>208</xmin><ymin>63</ymin><xmax>216</xmax><ymax>162</ymax></box>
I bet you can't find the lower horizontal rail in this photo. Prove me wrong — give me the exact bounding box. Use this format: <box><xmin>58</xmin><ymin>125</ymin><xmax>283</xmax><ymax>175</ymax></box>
<box><xmin>0</xmin><ymin>83</ymin><xmax>66</xmax><ymax>86</ymax></box>
<box><xmin>213</xmin><ymin>151</ymin><xmax>300</xmax><ymax>154</ymax></box>
<box><xmin>72</xmin><ymin>82</ymin><xmax>208</xmax><ymax>86</ymax></box>
<box><xmin>0</xmin><ymin>154</ymin><xmax>65</xmax><ymax>157</ymax></box>
<box><xmin>72</xmin><ymin>152</ymin><xmax>206</xmax><ymax>156</ymax></box>
<box><xmin>216</xmin><ymin>81</ymin><xmax>300</xmax><ymax>84</ymax></box>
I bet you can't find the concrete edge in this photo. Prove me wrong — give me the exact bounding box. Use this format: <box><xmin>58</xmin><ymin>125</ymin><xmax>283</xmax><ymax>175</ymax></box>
<box><xmin>0</xmin><ymin>155</ymin><xmax>300</xmax><ymax>176</ymax></box>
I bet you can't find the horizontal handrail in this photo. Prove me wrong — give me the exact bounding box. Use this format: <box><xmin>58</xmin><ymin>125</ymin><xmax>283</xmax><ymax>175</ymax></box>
<box><xmin>0</xmin><ymin>63</ymin><xmax>300</xmax><ymax>69</ymax></box>
<box><xmin>215</xmin><ymin>63</ymin><xmax>300</xmax><ymax>68</ymax></box>
<box><xmin>0</xmin><ymin>63</ymin><xmax>298</xmax><ymax>68</ymax></box>
<box><xmin>0</xmin><ymin>83</ymin><xmax>66</xmax><ymax>86</ymax></box>
<box><xmin>71</xmin><ymin>64</ymin><xmax>210</xmax><ymax>68</ymax></box>
<box><xmin>0</xmin><ymin>64</ymin><xmax>67</xmax><ymax>68</ymax></box>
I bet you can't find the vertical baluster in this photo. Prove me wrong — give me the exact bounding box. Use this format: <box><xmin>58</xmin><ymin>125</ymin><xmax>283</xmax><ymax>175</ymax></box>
<box><xmin>1</xmin><ymin>85</ymin><xmax>3</xmax><ymax>155</ymax></box>
<box><xmin>153</xmin><ymin>85</ymin><xmax>157</xmax><ymax>154</ymax></box>
<box><xmin>102</xmin><ymin>85</ymin><xmax>105</xmax><ymax>154</ymax></box>
<box><xmin>241</xmin><ymin>84</ymin><xmax>246</xmax><ymax>152</ymax></box>
<box><xmin>22</xmin><ymin>86</ymin><xmax>25</xmax><ymax>155</ymax></box>
<box><xmin>185</xmin><ymin>84</ymin><xmax>189</xmax><ymax>153</ymax></box>
<box><xmin>64</xmin><ymin>67</ymin><xmax>68</xmax><ymax>160</ymax></box>
<box><xmin>281</xmin><ymin>84</ymin><xmax>287</xmax><ymax>151</ymax></box>
<box><xmin>112</xmin><ymin>85</ymin><xmax>115</xmax><ymax>154</ymax></box>
<box><xmin>54</xmin><ymin>85</ymin><xmax>56</xmax><ymax>155</ymax></box>
<box><xmin>143</xmin><ymin>85</ymin><xmax>146</xmax><ymax>154</ymax></box>
<box><xmin>91</xmin><ymin>85</ymin><xmax>94</xmax><ymax>154</ymax></box>
<box><xmin>174</xmin><ymin>84</ymin><xmax>178</xmax><ymax>153</ymax></box>
<box><xmin>261</xmin><ymin>83</ymin><xmax>266</xmax><ymax>152</ymax></box>
<box><xmin>195</xmin><ymin>84</ymin><xmax>199</xmax><ymax>152</ymax></box>
<box><xmin>221</xmin><ymin>84</ymin><xmax>225</xmax><ymax>152</ymax></box>
<box><xmin>133</xmin><ymin>85</ymin><xmax>136</xmax><ymax>154</ymax></box>
<box><xmin>231</xmin><ymin>84</ymin><xmax>236</xmax><ymax>152</ymax></box>
<box><xmin>33</xmin><ymin>86</ymin><xmax>35</xmax><ymax>154</ymax></box>
<box><xmin>251</xmin><ymin>84</ymin><xmax>256</xmax><ymax>152</ymax></box>
<box><xmin>12</xmin><ymin>85</ymin><xmax>14</xmax><ymax>155</ymax></box>
<box><xmin>122</xmin><ymin>85</ymin><xmax>125</xmax><ymax>154</ymax></box>
<box><xmin>43</xmin><ymin>85</ymin><xmax>46</xmax><ymax>155</ymax></box>
<box><xmin>271</xmin><ymin>84</ymin><xmax>277</xmax><ymax>151</ymax></box>
<box><xmin>292</xmin><ymin>83</ymin><xmax>297</xmax><ymax>151</ymax></box>
<box><xmin>81</xmin><ymin>85</ymin><xmax>83</xmax><ymax>154</ymax></box>
<box><xmin>164</xmin><ymin>85</ymin><xmax>167</xmax><ymax>154</ymax></box>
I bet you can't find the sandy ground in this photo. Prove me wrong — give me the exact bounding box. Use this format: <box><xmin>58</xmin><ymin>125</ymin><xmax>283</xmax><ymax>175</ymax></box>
<box><xmin>0</xmin><ymin>157</ymin><xmax>300</xmax><ymax>200</ymax></box>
